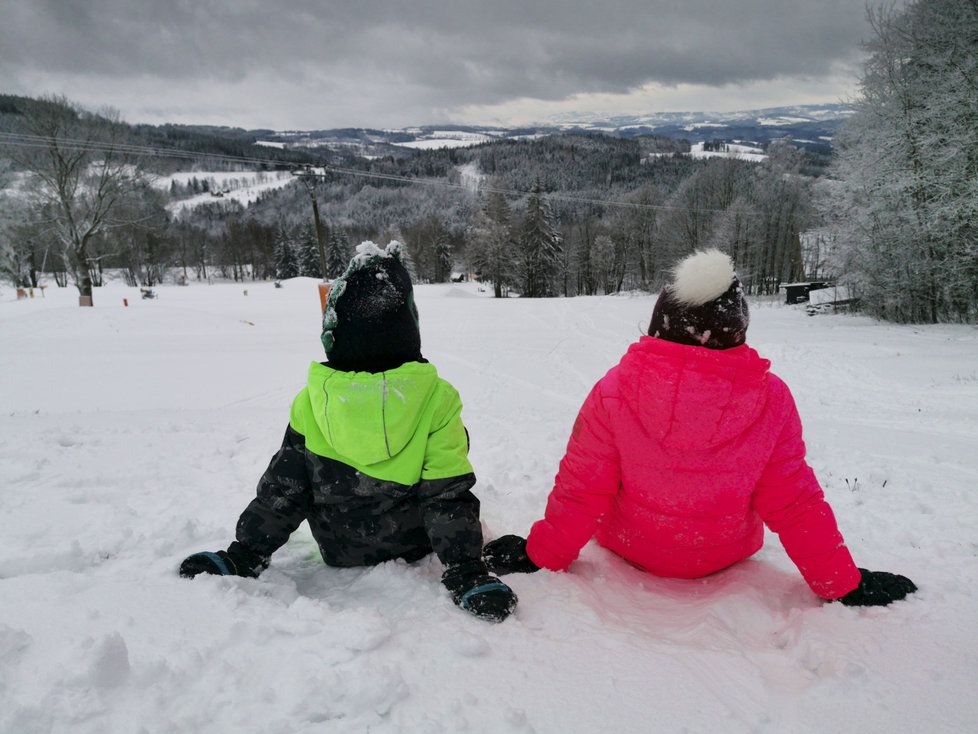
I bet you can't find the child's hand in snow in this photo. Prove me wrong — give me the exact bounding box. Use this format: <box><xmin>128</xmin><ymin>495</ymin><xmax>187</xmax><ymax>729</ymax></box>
<box><xmin>179</xmin><ymin>543</ymin><xmax>267</xmax><ymax>579</ymax></box>
<box><xmin>838</xmin><ymin>568</ymin><xmax>917</xmax><ymax>606</ymax></box>
<box><xmin>482</xmin><ymin>535</ymin><xmax>540</xmax><ymax>576</ymax></box>
<box><xmin>443</xmin><ymin>560</ymin><xmax>518</xmax><ymax>623</ymax></box>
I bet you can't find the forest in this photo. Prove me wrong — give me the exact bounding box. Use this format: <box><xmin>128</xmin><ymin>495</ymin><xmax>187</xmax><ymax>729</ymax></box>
<box><xmin>0</xmin><ymin>99</ymin><xmax>814</xmax><ymax>303</ymax></box>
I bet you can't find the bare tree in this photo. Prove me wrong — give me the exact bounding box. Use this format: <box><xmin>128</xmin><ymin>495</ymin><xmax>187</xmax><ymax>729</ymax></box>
<box><xmin>12</xmin><ymin>96</ymin><xmax>143</xmax><ymax>305</ymax></box>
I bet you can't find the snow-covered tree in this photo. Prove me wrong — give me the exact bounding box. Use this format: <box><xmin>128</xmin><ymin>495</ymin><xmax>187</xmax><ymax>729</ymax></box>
<box><xmin>821</xmin><ymin>0</ymin><xmax>978</xmax><ymax>323</ymax></box>
<box><xmin>297</xmin><ymin>228</ymin><xmax>322</xmax><ymax>278</ymax></box>
<box><xmin>591</xmin><ymin>234</ymin><xmax>618</xmax><ymax>295</ymax></box>
<box><xmin>274</xmin><ymin>227</ymin><xmax>299</xmax><ymax>279</ymax></box>
<box><xmin>326</xmin><ymin>228</ymin><xmax>353</xmax><ymax>279</ymax></box>
<box><xmin>469</xmin><ymin>189</ymin><xmax>516</xmax><ymax>298</ymax></box>
<box><xmin>0</xmin><ymin>197</ymin><xmax>20</xmax><ymax>286</ymax></box>
<box><xmin>517</xmin><ymin>183</ymin><xmax>561</xmax><ymax>298</ymax></box>
<box><xmin>11</xmin><ymin>97</ymin><xmax>144</xmax><ymax>305</ymax></box>
<box><xmin>434</xmin><ymin>234</ymin><xmax>453</xmax><ymax>283</ymax></box>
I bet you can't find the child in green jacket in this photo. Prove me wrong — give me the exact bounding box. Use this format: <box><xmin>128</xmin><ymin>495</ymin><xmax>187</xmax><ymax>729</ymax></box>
<box><xmin>180</xmin><ymin>242</ymin><xmax>517</xmax><ymax>623</ymax></box>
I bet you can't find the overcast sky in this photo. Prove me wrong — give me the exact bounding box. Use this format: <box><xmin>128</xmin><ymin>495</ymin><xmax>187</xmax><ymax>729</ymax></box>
<box><xmin>1</xmin><ymin>0</ymin><xmax>870</xmax><ymax>129</ymax></box>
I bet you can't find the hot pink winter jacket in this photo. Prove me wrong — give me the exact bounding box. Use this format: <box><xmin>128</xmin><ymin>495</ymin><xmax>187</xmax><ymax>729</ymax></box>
<box><xmin>526</xmin><ymin>336</ymin><xmax>861</xmax><ymax>599</ymax></box>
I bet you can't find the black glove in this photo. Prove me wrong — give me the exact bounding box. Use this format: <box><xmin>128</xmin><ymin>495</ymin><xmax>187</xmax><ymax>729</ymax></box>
<box><xmin>442</xmin><ymin>560</ymin><xmax>518</xmax><ymax>623</ymax></box>
<box><xmin>179</xmin><ymin>542</ymin><xmax>267</xmax><ymax>579</ymax></box>
<box><xmin>483</xmin><ymin>534</ymin><xmax>540</xmax><ymax>576</ymax></box>
<box><xmin>838</xmin><ymin>568</ymin><xmax>917</xmax><ymax>607</ymax></box>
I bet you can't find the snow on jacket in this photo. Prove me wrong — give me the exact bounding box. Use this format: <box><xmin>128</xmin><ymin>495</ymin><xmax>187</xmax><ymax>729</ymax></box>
<box><xmin>525</xmin><ymin>336</ymin><xmax>861</xmax><ymax>599</ymax></box>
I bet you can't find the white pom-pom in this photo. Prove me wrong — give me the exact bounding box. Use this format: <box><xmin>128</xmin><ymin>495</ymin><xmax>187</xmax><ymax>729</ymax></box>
<box><xmin>670</xmin><ymin>249</ymin><xmax>736</xmax><ymax>306</ymax></box>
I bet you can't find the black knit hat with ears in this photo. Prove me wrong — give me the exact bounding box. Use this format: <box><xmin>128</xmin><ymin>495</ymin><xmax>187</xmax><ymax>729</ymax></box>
<box><xmin>648</xmin><ymin>249</ymin><xmax>749</xmax><ymax>350</ymax></box>
<box><xmin>321</xmin><ymin>241</ymin><xmax>422</xmax><ymax>373</ymax></box>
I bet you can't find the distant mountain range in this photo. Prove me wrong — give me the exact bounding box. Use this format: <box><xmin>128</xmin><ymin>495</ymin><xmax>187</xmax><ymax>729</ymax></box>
<box><xmin>256</xmin><ymin>104</ymin><xmax>854</xmax><ymax>158</ymax></box>
<box><xmin>546</xmin><ymin>103</ymin><xmax>854</xmax><ymax>128</ymax></box>
<box><xmin>1</xmin><ymin>94</ymin><xmax>852</xmax><ymax>170</ymax></box>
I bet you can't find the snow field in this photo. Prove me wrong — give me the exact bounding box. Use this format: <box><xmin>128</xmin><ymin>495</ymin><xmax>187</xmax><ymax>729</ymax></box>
<box><xmin>151</xmin><ymin>170</ymin><xmax>296</xmax><ymax>214</ymax></box>
<box><xmin>392</xmin><ymin>131</ymin><xmax>496</xmax><ymax>150</ymax></box>
<box><xmin>688</xmin><ymin>142</ymin><xmax>767</xmax><ymax>163</ymax></box>
<box><xmin>0</xmin><ymin>281</ymin><xmax>976</xmax><ymax>733</ymax></box>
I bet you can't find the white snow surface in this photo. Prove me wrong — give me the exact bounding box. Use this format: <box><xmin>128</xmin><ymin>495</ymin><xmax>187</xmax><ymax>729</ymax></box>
<box><xmin>393</xmin><ymin>131</ymin><xmax>495</xmax><ymax>150</ymax></box>
<box><xmin>1</xmin><ymin>281</ymin><xmax>977</xmax><ymax>733</ymax></box>
<box><xmin>688</xmin><ymin>142</ymin><xmax>767</xmax><ymax>163</ymax></box>
<box><xmin>347</xmin><ymin>239</ymin><xmax>405</xmax><ymax>269</ymax></box>
<box><xmin>153</xmin><ymin>171</ymin><xmax>295</xmax><ymax>214</ymax></box>
<box><xmin>456</xmin><ymin>161</ymin><xmax>485</xmax><ymax>193</ymax></box>
<box><xmin>757</xmin><ymin>116</ymin><xmax>812</xmax><ymax>126</ymax></box>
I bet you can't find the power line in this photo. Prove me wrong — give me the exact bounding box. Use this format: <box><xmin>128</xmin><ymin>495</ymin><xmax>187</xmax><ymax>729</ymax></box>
<box><xmin>0</xmin><ymin>131</ymin><xmax>763</xmax><ymax>216</ymax></box>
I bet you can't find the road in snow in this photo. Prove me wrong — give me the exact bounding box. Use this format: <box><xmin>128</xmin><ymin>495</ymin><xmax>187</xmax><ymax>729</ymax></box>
<box><xmin>1</xmin><ymin>280</ymin><xmax>976</xmax><ymax>733</ymax></box>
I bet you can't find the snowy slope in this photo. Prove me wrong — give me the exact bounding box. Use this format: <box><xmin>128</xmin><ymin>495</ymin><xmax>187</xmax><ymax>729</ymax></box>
<box><xmin>152</xmin><ymin>171</ymin><xmax>295</xmax><ymax>214</ymax></box>
<box><xmin>1</xmin><ymin>281</ymin><xmax>976</xmax><ymax>733</ymax></box>
<box><xmin>392</xmin><ymin>131</ymin><xmax>496</xmax><ymax>150</ymax></box>
<box><xmin>688</xmin><ymin>141</ymin><xmax>767</xmax><ymax>162</ymax></box>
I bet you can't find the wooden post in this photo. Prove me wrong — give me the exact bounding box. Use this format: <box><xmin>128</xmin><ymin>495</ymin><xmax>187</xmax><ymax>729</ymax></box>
<box><xmin>294</xmin><ymin>170</ymin><xmax>329</xmax><ymax>280</ymax></box>
<box><xmin>79</xmin><ymin>295</ymin><xmax>93</xmax><ymax>307</ymax></box>
<box><xmin>311</xmin><ymin>194</ymin><xmax>328</xmax><ymax>280</ymax></box>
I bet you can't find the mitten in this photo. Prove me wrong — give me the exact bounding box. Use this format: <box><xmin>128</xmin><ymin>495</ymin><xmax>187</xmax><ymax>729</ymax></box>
<box><xmin>483</xmin><ymin>534</ymin><xmax>540</xmax><ymax>575</ymax></box>
<box><xmin>838</xmin><ymin>568</ymin><xmax>917</xmax><ymax>607</ymax></box>
<box><xmin>442</xmin><ymin>560</ymin><xmax>518</xmax><ymax>623</ymax></box>
<box><xmin>179</xmin><ymin>542</ymin><xmax>267</xmax><ymax>579</ymax></box>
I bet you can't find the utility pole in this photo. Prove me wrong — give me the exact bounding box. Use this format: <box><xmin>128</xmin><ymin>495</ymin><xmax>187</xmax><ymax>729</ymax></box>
<box><xmin>294</xmin><ymin>168</ymin><xmax>328</xmax><ymax>280</ymax></box>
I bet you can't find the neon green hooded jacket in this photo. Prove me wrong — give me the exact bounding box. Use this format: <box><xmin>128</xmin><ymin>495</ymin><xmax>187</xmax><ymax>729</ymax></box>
<box><xmin>289</xmin><ymin>360</ymin><xmax>473</xmax><ymax>486</ymax></box>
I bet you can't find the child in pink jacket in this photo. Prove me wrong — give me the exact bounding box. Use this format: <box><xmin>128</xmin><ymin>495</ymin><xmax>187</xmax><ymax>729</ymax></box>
<box><xmin>484</xmin><ymin>250</ymin><xmax>916</xmax><ymax>607</ymax></box>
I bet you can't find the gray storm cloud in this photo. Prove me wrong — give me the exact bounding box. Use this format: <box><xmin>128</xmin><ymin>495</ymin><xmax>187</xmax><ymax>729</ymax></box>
<box><xmin>0</xmin><ymin>0</ymin><xmax>869</xmax><ymax>127</ymax></box>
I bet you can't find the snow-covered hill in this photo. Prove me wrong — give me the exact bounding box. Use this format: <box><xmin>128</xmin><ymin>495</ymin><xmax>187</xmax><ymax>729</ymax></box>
<box><xmin>1</xmin><ymin>281</ymin><xmax>975</xmax><ymax>733</ymax></box>
<box><xmin>152</xmin><ymin>170</ymin><xmax>296</xmax><ymax>214</ymax></box>
<box><xmin>546</xmin><ymin>103</ymin><xmax>854</xmax><ymax>129</ymax></box>
<box><xmin>688</xmin><ymin>141</ymin><xmax>767</xmax><ymax>162</ymax></box>
<box><xmin>244</xmin><ymin>104</ymin><xmax>853</xmax><ymax>157</ymax></box>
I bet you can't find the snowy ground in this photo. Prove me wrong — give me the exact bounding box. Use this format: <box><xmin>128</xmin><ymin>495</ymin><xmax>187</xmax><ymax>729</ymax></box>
<box><xmin>688</xmin><ymin>142</ymin><xmax>767</xmax><ymax>162</ymax></box>
<box><xmin>151</xmin><ymin>171</ymin><xmax>295</xmax><ymax>214</ymax></box>
<box><xmin>392</xmin><ymin>131</ymin><xmax>496</xmax><ymax>150</ymax></box>
<box><xmin>1</xmin><ymin>280</ymin><xmax>976</xmax><ymax>734</ymax></box>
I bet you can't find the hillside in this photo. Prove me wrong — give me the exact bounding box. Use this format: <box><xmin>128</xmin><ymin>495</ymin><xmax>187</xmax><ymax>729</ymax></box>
<box><xmin>1</xmin><ymin>280</ymin><xmax>975</xmax><ymax>733</ymax></box>
<box><xmin>1</xmin><ymin>93</ymin><xmax>824</xmax><ymax>301</ymax></box>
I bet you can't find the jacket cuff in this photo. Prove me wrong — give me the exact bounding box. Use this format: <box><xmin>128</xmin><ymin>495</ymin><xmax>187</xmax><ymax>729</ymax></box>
<box><xmin>525</xmin><ymin>523</ymin><xmax>573</xmax><ymax>572</ymax></box>
<box><xmin>806</xmin><ymin>558</ymin><xmax>862</xmax><ymax>599</ymax></box>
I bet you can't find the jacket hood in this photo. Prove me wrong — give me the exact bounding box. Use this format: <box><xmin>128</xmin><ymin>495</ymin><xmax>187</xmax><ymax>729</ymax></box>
<box><xmin>617</xmin><ymin>336</ymin><xmax>771</xmax><ymax>449</ymax></box>
<box><xmin>306</xmin><ymin>361</ymin><xmax>439</xmax><ymax>465</ymax></box>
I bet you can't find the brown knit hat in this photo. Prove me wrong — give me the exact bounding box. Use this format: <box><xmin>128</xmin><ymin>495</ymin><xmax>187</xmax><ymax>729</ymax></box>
<box><xmin>648</xmin><ymin>249</ymin><xmax>749</xmax><ymax>350</ymax></box>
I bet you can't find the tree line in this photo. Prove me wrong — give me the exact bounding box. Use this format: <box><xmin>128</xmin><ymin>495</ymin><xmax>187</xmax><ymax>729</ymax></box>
<box><xmin>4</xmin><ymin>82</ymin><xmax>912</xmax><ymax>317</ymax></box>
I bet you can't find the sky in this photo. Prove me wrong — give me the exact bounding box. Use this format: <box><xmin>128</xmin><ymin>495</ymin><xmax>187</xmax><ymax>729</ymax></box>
<box><xmin>0</xmin><ymin>0</ymin><xmax>870</xmax><ymax>130</ymax></box>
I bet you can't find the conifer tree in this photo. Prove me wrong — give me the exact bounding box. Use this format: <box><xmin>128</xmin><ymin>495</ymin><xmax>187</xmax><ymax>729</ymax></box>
<box><xmin>297</xmin><ymin>228</ymin><xmax>322</xmax><ymax>278</ymax></box>
<box><xmin>434</xmin><ymin>234</ymin><xmax>453</xmax><ymax>283</ymax></box>
<box><xmin>517</xmin><ymin>183</ymin><xmax>561</xmax><ymax>298</ymax></box>
<box><xmin>326</xmin><ymin>228</ymin><xmax>353</xmax><ymax>279</ymax></box>
<box><xmin>470</xmin><ymin>189</ymin><xmax>516</xmax><ymax>297</ymax></box>
<box><xmin>273</xmin><ymin>227</ymin><xmax>299</xmax><ymax>279</ymax></box>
